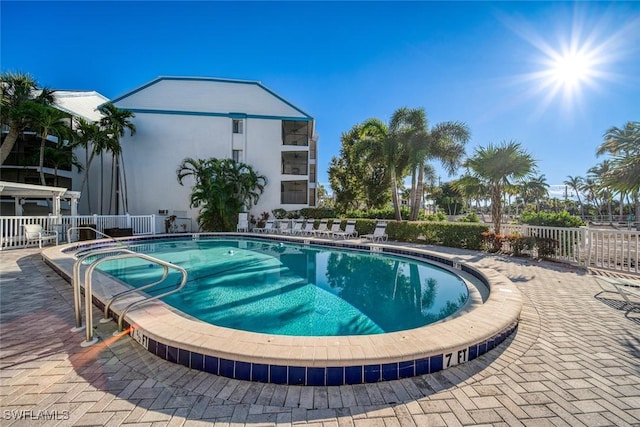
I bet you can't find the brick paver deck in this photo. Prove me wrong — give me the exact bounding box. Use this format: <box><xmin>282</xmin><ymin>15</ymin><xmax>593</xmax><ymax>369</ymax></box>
<box><xmin>1</xmin><ymin>246</ymin><xmax>639</xmax><ymax>426</ymax></box>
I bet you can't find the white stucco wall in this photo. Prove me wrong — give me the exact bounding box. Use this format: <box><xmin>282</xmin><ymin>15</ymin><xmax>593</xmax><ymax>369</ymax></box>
<box><xmin>86</xmin><ymin>77</ymin><xmax>317</xmax><ymax>227</ymax></box>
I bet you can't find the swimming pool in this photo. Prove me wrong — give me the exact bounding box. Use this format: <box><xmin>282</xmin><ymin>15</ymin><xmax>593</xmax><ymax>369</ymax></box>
<box><xmin>44</xmin><ymin>233</ymin><xmax>522</xmax><ymax>385</ymax></box>
<box><xmin>94</xmin><ymin>239</ymin><xmax>469</xmax><ymax>336</ymax></box>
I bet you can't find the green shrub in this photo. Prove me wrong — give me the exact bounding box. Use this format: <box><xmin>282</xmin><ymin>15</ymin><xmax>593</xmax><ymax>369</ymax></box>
<box><xmin>504</xmin><ymin>234</ymin><xmax>535</xmax><ymax>256</ymax></box>
<box><xmin>300</xmin><ymin>207</ymin><xmax>336</xmax><ymax>218</ymax></box>
<box><xmin>383</xmin><ymin>221</ymin><xmax>488</xmax><ymax>249</ymax></box>
<box><xmin>271</xmin><ymin>208</ymin><xmax>287</xmax><ymax>219</ymax></box>
<box><xmin>458</xmin><ymin>212</ymin><xmax>480</xmax><ymax>223</ymax></box>
<box><xmin>481</xmin><ymin>231</ymin><xmax>504</xmax><ymax>252</ymax></box>
<box><xmin>535</xmin><ymin>237</ymin><xmax>558</xmax><ymax>258</ymax></box>
<box><xmin>520</xmin><ymin>211</ymin><xmax>584</xmax><ymax>227</ymax></box>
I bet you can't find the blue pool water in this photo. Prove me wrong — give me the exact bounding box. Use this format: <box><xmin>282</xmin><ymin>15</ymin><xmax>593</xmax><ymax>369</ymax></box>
<box><xmin>95</xmin><ymin>238</ymin><xmax>469</xmax><ymax>336</ymax></box>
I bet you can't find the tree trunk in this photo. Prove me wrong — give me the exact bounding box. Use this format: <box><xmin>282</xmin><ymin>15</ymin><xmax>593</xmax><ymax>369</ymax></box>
<box><xmin>412</xmin><ymin>165</ymin><xmax>426</xmax><ymax>221</ymax></box>
<box><xmin>80</xmin><ymin>150</ymin><xmax>96</xmax><ymax>213</ymax></box>
<box><xmin>390</xmin><ymin>169</ymin><xmax>402</xmax><ymax>221</ymax></box>
<box><xmin>491</xmin><ymin>184</ymin><xmax>502</xmax><ymax>235</ymax></box>
<box><xmin>409</xmin><ymin>166</ymin><xmax>418</xmax><ymax>221</ymax></box>
<box><xmin>120</xmin><ymin>152</ymin><xmax>129</xmax><ymax>213</ymax></box>
<box><xmin>0</xmin><ymin>127</ymin><xmax>21</xmax><ymax>165</ymax></box>
<box><xmin>39</xmin><ymin>137</ymin><xmax>47</xmax><ymax>186</ymax></box>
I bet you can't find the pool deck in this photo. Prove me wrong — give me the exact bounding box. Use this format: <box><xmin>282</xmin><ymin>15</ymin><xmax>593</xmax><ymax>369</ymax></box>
<box><xmin>1</xmin><ymin>244</ymin><xmax>639</xmax><ymax>426</ymax></box>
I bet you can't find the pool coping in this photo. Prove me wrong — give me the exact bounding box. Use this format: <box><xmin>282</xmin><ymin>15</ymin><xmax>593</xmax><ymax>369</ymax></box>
<box><xmin>42</xmin><ymin>233</ymin><xmax>522</xmax><ymax>386</ymax></box>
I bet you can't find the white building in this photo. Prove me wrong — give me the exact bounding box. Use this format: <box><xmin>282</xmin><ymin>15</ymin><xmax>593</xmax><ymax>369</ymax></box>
<box><xmin>102</xmin><ymin>76</ymin><xmax>317</xmax><ymax>225</ymax></box>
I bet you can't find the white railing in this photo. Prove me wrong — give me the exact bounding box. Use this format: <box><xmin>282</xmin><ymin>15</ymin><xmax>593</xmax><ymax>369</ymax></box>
<box><xmin>498</xmin><ymin>223</ymin><xmax>638</xmax><ymax>274</ymax></box>
<box><xmin>585</xmin><ymin>228</ymin><xmax>639</xmax><ymax>274</ymax></box>
<box><xmin>0</xmin><ymin>214</ymin><xmax>156</xmax><ymax>250</ymax></box>
<box><xmin>499</xmin><ymin>224</ymin><xmax>587</xmax><ymax>264</ymax></box>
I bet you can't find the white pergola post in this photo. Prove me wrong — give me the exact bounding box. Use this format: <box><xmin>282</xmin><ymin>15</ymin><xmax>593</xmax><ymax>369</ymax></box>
<box><xmin>14</xmin><ymin>197</ymin><xmax>23</xmax><ymax>216</ymax></box>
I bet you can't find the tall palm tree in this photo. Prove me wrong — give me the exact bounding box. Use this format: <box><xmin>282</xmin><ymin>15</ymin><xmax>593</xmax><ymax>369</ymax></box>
<box><xmin>463</xmin><ymin>141</ymin><xmax>536</xmax><ymax>234</ymax></box>
<box><xmin>409</xmin><ymin>120</ymin><xmax>470</xmax><ymax>220</ymax></box>
<box><xmin>587</xmin><ymin>162</ymin><xmax>613</xmax><ymax>220</ymax></box>
<box><xmin>519</xmin><ymin>174</ymin><xmax>549</xmax><ymax>212</ymax></box>
<box><xmin>597</xmin><ymin>121</ymin><xmax>640</xmax><ymax>221</ymax></box>
<box><xmin>75</xmin><ymin>118</ymin><xmax>110</xmax><ymax>213</ymax></box>
<box><xmin>24</xmin><ymin>102</ymin><xmax>73</xmax><ymax>186</ymax></box>
<box><xmin>564</xmin><ymin>175</ymin><xmax>584</xmax><ymax>216</ymax></box>
<box><xmin>359</xmin><ymin>108</ymin><xmax>425</xmax><ymax>220</ymax></box>
<box><xmin>0</xmin><ymin>71</ymin><xmax>55</xmax><ymax>164</ymax></box>
<box><xmin>40</xmin><ymin>145</ymin><xmax>83</xmax><ymax>187</ymax></box>
<box><xmin>98</xmin><ymin>102</ymin><xmax>136</xmax><ymax>214</ymax></box>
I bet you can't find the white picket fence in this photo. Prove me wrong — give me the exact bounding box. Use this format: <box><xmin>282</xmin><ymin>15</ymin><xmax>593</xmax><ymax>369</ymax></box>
<box><xmin>498</xmin><ymin>223</ymin><xmax>639</xmax><ymax>274</ymax></box>
<box><xmin>0</xmin><ymin>214</ymin><xmax>156</xmax><ymax>250</ymax></box>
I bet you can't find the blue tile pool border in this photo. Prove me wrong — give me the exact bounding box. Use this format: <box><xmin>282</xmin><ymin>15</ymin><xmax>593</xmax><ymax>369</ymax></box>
<box><xmin>125</xmin><ymin>322</ymin><xmax>518</xmax><ymax>386</ymax></box>
<box><xmin>48</xmin><ymin>232</ymin><xmax>520</xmax><ymax>386</ymax></box>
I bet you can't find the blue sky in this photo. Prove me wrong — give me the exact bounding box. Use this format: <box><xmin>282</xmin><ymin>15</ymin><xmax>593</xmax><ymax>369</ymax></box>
<box><xmin>2</xmin><ymin>1</ymin><xmax>639</xmax><ymax>198</ymax></box>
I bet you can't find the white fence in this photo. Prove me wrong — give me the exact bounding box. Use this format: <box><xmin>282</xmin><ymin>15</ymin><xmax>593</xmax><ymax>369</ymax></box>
<box><xmin>0</xmin><ymin>214</ymin><xmax>156</xmax><ymax>250</ymax></box>
<box><xmin>498</xmin><ymin>223</ymin><xmax>639</xmax><ymax>274</ymax></box>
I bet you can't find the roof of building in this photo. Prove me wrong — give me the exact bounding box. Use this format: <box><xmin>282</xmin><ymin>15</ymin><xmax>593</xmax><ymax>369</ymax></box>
<box><xmin>53</xmin><ymin>90</ymin><xmax>109</xmax><ymax>122</ymax></box>
<box><xmin>109</xmin><ymin>76</ymin><xmax>313</xmax><ymax>121</ymax></box>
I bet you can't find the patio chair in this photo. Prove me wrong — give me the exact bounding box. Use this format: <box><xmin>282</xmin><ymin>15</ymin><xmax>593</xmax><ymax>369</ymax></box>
<box><xmin>276</xmin><ymin>220</ymin><xmax>291</xmax><ymax>235</ymax></box>
<box><xmin>236</xmin><ymin>213</ymin><xmax>249</xmax><ymax>232</ymax></box>
<box><xmin>255</xmin><ymin>220</ymin><xmax>275</xmax><ymax>233</ymax></box>
<box><xmin>318</xmin><ymin>221</ymin><xmax>342</xmax><ymax>238</ymax></box>
<box><xmin>614</xmin><ymin>283</ymin><xmax>640</xmax><ymax>313</ymax></box>
<box><xmin>312</xmin><ymin>219</ymin><xmax>329</xmax><ymax>237</ymax></box>
<box><xmin>299</xmin><ymin>221</ymin><xmax>315</xmax><ymax>236</ymax></box>
<box><xmin>332</xmin><ymin>220</ymin><xmax>358</xmax><ymax>239</ymax></box>
<box><xmin>23</xmin><ymin>224</ymin><xmax>58</xmax><ymax>248</ymax></box>
<box><xmin>282</xmin><ymin>220</ymin><xmax>303</xmax><ymax>235</ymax></box>
<box><xmin>362</xmin><ymin>222</ymin><xmax>388</xmax><ymax>242</ymax></box>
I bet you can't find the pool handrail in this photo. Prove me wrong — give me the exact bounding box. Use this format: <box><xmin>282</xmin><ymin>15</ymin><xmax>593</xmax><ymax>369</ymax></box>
<box><xmin>101</xmin><ymin>263</ymin><xmax>170</xmax><ymax>322</ymax></box>
<box><xmin>81</xmin><ymin>253</ymin><xmax>188</xmax><ymax>346</ymax></box>
<box><xmin>71</xmin><ymin>246</ymin><xmax>137</xmax><ymax>331</ymax></box>
<box><xmin>66</xmin><ymin>226</ymin><xmax>117</xmax><ymax>244</ymax></box>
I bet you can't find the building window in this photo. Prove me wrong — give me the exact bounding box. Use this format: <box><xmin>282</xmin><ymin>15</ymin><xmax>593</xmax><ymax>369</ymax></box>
<box><xmin>232</xmin><ymin>119</ymin><xmax>243</xmax><ymax>134</ymax></box>
<box><xmin>232</xmin><ymin>150</ymin><xmax>243</xmax><ymax>163</ymax></box>
<box><xmin>281</xmin><ymin>180</ymin><xmax>307</xmax><ymax>204</ymax></box>
<box><xmin>282</xmin><ymin>121</ymin><xmax>309</xmax><ymax>146</ymax></box>
<box><xmin>309</xmin><ymin>188</ymin><xmax>316</xmax><ymax>207</ymax></box>
<box><xmin>281</xmin><ymin>151</ymin><xmax>308</xmax><ymax>175</ymax></box>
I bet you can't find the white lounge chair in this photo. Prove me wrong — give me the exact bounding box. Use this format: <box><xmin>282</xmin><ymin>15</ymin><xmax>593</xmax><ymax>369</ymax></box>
<box><xmin>332</xmin><ymin>220</ymin><xmax>358</xmax><ymax>239</ymax></box>
<box><xmin>236</xmin><ymin>213</ymin><xmax>249</xmax><ymax>232</ymax></box>
<box><xmin>255</xmin><ymin>220</ymin><xmax>275</xmax><ymax>233</ymax></box>
<box><xmin>23</xmin><ymin>224</ymin><xmax>58</xmax><ymax>248</ymax></box>
<box><xmin>282</xmin><ymin>220</ymin><xmax>303</xmax><ymax>235</ymax></box>
<box><xmin>276</xmin><ymin>220</ymin><xmax>291</xmax><ymax>235</ymax></box>
<box><xmin>614</xmin><ymin>284</ymin><xmax>640</xmax><ymax>314</ymax></box>
<box><xmin>312</xmin><ymin>219</ymin><xmax>329</xmax><ymax>237</ymax></box>
<box><xmin>299</xmin><ymin>221</ymin><xmax>315</xmax><ymax>236</ymax></box>
<box><xmin>362</xmin><ymin>222</ymin><xmax>388</xmax><ymax>242</ymax></box>
<box><xmin>324</xmin><ymin>221</ymin><xmax>342</xmax><ymax>238</ymax></box>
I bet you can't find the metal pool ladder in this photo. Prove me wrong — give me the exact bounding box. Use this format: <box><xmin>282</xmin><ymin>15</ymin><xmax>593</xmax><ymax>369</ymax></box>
<box><xmin>71</xmin><ymin>248</ymin><xmax>188</xmax><ymax>347</ymax></box>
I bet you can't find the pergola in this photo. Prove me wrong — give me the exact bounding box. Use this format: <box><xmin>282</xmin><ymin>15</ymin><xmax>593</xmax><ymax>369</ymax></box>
<box><xmin>0</xmin><ymin>181</ymin><xmax>80</xmax><ymax>217</ymax></box>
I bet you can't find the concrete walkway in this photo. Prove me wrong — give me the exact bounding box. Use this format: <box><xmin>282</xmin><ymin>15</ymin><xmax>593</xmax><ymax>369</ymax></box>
<box><xmin>1</xmin><ymin>246</ymin><xmax>639</xmax><ymax>426</ymax></box>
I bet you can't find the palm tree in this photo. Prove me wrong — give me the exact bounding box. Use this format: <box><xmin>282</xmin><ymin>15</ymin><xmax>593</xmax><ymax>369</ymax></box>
<box><xmin>408</xmin><ymin>120</ymin><xmax>470</xmax><ymax>220</ymax></box>
<box><xmin>564</xmin><ymin>175</ymin><xmax>584</xmax><ymax>217</ymax></box>
<box><xmin>359</xmin><ymin>108</ymin><xmax>426</xmax><ymax>220</ymax></box>
<box><xmin>452</xmin><ymin>174</ymin><xmax>489</xmax><ymax>212</ymax></box>
<box><xmin>588</xmin><ymin>161</ymin><xmax>614</xmax><ymax>221</ymax></box>
<box><xmin>597</xmin><ymin>121</ymin><xmax>640</xmax><ymax>221</ymax></box>
<box><xmin>98</xmin><ymin>103</ymin><xmax>136</xmax><ymax>214</ymax></box>
<box><xmin>463</xmin><ymin>141</ymin><xmax>536</xmax><ymax>234</ymax></box>
<box><xmin>23</xmin><ymin>102</ymin><xmax>73</xmax><ymax>186</ymax></box>
<box><xmin>519</xmin><ymin>174</ymin><xmax>549</xmax><ymax>212</ymax></box>
<box><xmin>75</xmin><ymin>118</ymin><xmax>111</xmax><ymax>213</ymax></box>
<box><xmin>40</xmin><ymin>145</ymin><xmax>83</xmax><ymax>187</ymax></box>
<box><xmin>0</xmin><ymin>71</ymin><xmax>55</xmax><ymax>165</ymax></box>
<box><xmin>177</xmin><ymin>157</ymin><xmax>267</xmax><ymax>231</ymax></box>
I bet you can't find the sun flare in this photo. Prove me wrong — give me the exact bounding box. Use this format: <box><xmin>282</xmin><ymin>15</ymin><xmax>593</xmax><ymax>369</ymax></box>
<box><xmin>551</xmin><ymin>52</ymin><xmax>593</xmax><ymax>87</ymax></box>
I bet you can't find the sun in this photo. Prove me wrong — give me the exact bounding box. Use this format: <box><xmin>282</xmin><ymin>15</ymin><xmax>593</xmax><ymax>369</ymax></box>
<box><xmin>550</xmin><ymin>52</ymin><xmax>593</xmax><ymax>87</ymax></box>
